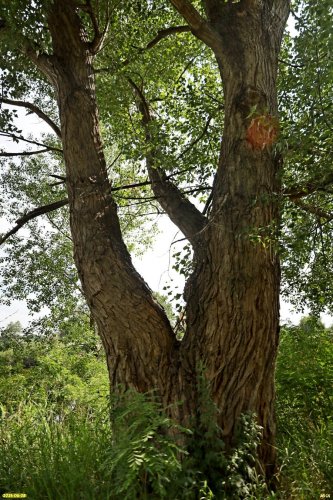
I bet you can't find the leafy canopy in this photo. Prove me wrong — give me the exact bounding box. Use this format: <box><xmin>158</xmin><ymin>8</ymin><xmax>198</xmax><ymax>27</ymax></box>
<box><xmin>0</xmin><ymin>0</ymin><xmax>332</xmax><ymax>323</ymax></box>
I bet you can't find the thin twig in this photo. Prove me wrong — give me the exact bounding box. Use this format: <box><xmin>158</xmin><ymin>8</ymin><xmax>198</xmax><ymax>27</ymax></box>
<box><xmin>278</xmin><ymin>58</ymin><xmax>304</xmax><ymax>69</ymax></box>
<box><xmin>0</xmin><ymin>97</ymin><xmax>61</xmax><ymax>138</ymax></box>
<box><xmin>0</xmin><ymin>131</ymin><xmax>63</xmax><ymax>154</ymax></box>
<box><xmin>0</xmin><ymin>148</ymin><xmax>52</xmax><ymax>157</ymax></box>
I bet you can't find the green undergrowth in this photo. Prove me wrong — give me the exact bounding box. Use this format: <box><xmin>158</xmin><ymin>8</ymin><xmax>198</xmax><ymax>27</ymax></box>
<box><xmin>0</xmin><ymin>316</ymin><xmax>332</xmax><ymax>499</ymax></box>
<box><xmin>275</xmin><ymin>317</ymin><xmax>333</xmax><ymax>499</ymax></box>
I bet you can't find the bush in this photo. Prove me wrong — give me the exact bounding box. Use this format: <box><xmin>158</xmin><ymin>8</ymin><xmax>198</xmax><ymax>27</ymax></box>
<box><xmin>276</xmin><ymin>317</ymin><xmax>333</xmax><ymax>497</ymax></box>
<box><xmin>1</xmin><ymin>315</ymin><xmax>332</xmax><ymax>498</ymax></box>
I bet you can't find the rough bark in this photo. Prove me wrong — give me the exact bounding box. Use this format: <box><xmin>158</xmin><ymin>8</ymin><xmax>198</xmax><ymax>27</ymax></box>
<box><xmin>45</xmin><ymin>0</ymin><xmax>182</xmax><ymax>409</ymax></box>
<box><xmin>25</xmin><ymin>0</ymin><xmax>290</xmax><ymax>484</ymax></box>
<box><xmin>174</xmin><ymin>0</ymin><xmax>290</xmax><ymax>478</ymax></box>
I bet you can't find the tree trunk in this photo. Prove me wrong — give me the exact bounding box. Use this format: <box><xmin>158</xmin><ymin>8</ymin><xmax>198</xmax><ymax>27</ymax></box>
<box><xmin>36</xmin><ymin>0</ymin><xmax>290</xmax><ymax>485</ymax></box>
<box><xmin>175</xmin><ymin>0</ymin><xmax>290</xmax><ymax>478</ymax></box>
<box><xmin>46</xmin><ymin>0</ymin><xmax>181</xmax><ymax>405</ymax></box>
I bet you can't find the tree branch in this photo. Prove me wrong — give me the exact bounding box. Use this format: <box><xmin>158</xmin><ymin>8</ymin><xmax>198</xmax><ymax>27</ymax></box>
<box><xmin>113</xmin><ymin>185</ymin><xmax>211</xmax><ymax>202</ymax></box>
<box><xmin>95</xmin><ymin>25</ymin><xmax>192</xmax><ymax>74</ymax></box>
<box><xmin>80</xmin><ymin>0</ymin><xmax>110</xmax><ymax>54</ymax></box>
<box><xmin>21</xmin><ymin>39</ymin><xmax>56</xmax><ymax>85</ymax></box>
<box><xmin>283</xmin><ymin>172</ymin><xmax>333</xmax><ymax>200</ymax></box>
<box><xmin>278</xmin><ymin>58</ymin><xmax>304</xmax><ymax>69</ymax></box>
<box><xmin>0</xmin><ymin>174</ymin><xmax>209</xmax><ymax>245</ymax></box>
<box><xmin>0</xmin><ymin>132</ymin><xmax>63</xmax><ymax>154</ymax></box>
<box><xmin>0</xmin><ymin>148</ymin><xmax>52</xmax><ymax>157</ymax></box>
<box><xmin>0</xmin><ymin>97</ymin><xmax>61</xmax><ymax>138</ymax></box>
<box><xmin>290</xmin><ymin>199</ymin><xmax>333</xmax><ymax>221</ymax></box>
<box><xmin>0</xmin><ymin>199</ymin><xmax>69</xmax><ymax>246</ymax></box>
<box><xmin>145</xmin><ymin>25</ymin><xmax>191</xmax><ymax>50</ymax></box>
<box><xmin>169</xmin><ymin>0</ymin><xmax>222</xmax><ymax>54</ymax></box>
<box><xmin>175</xmin><ymin>113</ymin><xmax>214</xmax><ymax>161</ymax></box>
<box><xmin>128</xmin><ymin>77</ymin><xmax>207</xmax><ymax>245</ymax></box>
<box><xmin>0</xmin><ymin>16</ymin><xmax>56</xmax><ymax>84</ymax></box>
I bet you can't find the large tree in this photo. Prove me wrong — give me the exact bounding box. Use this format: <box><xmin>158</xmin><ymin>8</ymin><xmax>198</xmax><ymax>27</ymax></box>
<box><xmin>1</xmin><ymin>0</ymin><xmax>332</xmax><ymax>485</ymax></box>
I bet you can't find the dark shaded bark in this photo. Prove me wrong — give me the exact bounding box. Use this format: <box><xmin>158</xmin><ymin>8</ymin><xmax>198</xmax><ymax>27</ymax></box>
<box><xmin>24</xmin><ymin>0</ymin><xmax>290</xmax><ymax>484</ymax></box>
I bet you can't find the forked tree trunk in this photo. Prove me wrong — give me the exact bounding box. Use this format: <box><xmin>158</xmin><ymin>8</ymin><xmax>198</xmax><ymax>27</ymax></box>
<box><xmin>32</xmin><ymin>0</ymin><xmax>290</xmax><ymax>484</ymax></box>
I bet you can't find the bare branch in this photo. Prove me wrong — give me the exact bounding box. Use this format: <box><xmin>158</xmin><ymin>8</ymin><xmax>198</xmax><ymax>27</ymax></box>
<box><xmin>0</xmin><ymin>148</ymin><xmax>52</xmax><ymax>157</ymax></box>
<box><xmin>0</xmin><ymin>132</ymin><xmax>63</xmax><ymax>154</ymax></box>
<box><xmin>48</xmin><ymin>174</ymin><xmax>66</xmax><ymax>187</ymax></box>
<box><xmin>49</xmin><ymin>174</ymin><xmax>66</xmax><ymax>181</ymax></box>
<box><xmin>145</xmin><ymin>25</ymin><xmax>191</xmax><ymax>50</ymax></box>
<box><xmin>0</xmin><ymin>199</ymin><xmax>69</xmax><ymax>246</ymax></box>
<box><xmin>0</xmin><ymin>97</ymin><xmax>61</xmax><ymax>138</ymax></box>
<box><xmin>278</xmin><ymin>58</ymin><xmax>304</xmax><ymax>69</ymax></box>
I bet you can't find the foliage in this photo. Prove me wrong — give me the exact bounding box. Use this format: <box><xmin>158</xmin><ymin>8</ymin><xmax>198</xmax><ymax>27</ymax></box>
<box><xmin>0</xmin><ymin>321</ymin><xmax>269</xmax><ymax>499</ymax></box>
<box><xmin>276</xmin><ymin>317</ymin><xmax>333</xmax><ymax>497</ymax></box>
<box><xmin>0</xmin><ymin>317</ymin><xmax>109</xmax><ymax>412</ymax></box>
<box><xmin>179</xmin><ymin>370</ymin><xmax>269</xmax><ymax>499</ymax></box>
<box><xmin>0</xmin><ymin>0</ymin><xmax>332</xmax><ymax>497</ymax></box>
<box><xmin>106</xmin><ymin>390</ymin><xmax>184</xmax><ymax>499</ymax></box>
<box><xmin>1</xmin><ymin>316</ymin><xmax>332</xmax><ymax>498</ymax></box>
<box><xmin>279</xmin><ymin>0</ymin><xmax>333</xmax><ymax>313</ymax></box>
<box><xmin>0</xmin><ymin>405</ymin><xmax>113</xmax><ymax>500</ymax></box>
<box><xmin>0</xmin><ymin>0</ymin><xmax>220</xmax><ymax>325</ymax></box>
<box><xmin>0</xmin><ymin>0</ymin><xmax>332</xmax><ymax>326</ymax></box>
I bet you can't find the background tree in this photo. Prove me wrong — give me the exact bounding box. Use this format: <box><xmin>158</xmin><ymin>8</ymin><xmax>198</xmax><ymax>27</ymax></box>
<box><xmin>0</xmin><ymin>0</ymin><xmax>332</xmax><ymax>486</ymax></box>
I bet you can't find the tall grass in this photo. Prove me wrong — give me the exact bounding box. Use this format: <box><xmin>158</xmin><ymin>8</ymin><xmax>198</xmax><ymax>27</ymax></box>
<box><xmin>276</xmin><ymin>421</ymin><xmax>333</xmax><ymax>499</ymax></box>
<box><xmin>1</xmin><ymin>317</ymin><xmax>332</xmax><ymax>498</ymax></box>
<box><xmin>0</xmin><ymin>395</ymin><xmax>270</xmax><ymax>500</ymax></box>
<box><xmin>275</xmin><ymin>318</ymin><xmax>333</xmax><ymax>498</ymax></box>
<box><xmin>0</xmin><ymin>403</ymin><xmax>113</xmax><ymax>499</ymax></box>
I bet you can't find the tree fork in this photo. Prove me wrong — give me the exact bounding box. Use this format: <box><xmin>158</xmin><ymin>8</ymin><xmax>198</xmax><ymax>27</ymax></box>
<box><xmin>18</xmin><ymin>0</ymin><xmax>291</xmax><ymax>488</ymax></box>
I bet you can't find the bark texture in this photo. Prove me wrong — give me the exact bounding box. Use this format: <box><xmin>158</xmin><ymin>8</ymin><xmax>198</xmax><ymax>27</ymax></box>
<box><xmin>29</xmin><ymin>0</ymin><xmax>290</xmax><ymax>483</ymax></box>
<box><xmin>175</xmin><ymin>0</ymin><xmax>290</xmax><ymax>477</ymax></box>
<box><xmin>45</xmin><ymin>0</ymin><xmax>181</xmax><ymax>406</ymax></box>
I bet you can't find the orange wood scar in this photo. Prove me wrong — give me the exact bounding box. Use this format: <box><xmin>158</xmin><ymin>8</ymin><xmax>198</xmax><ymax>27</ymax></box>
<box><xmin>246</xmin><ymin>114</ymin><xmax>279</xmax><ymax>149</ymax></box>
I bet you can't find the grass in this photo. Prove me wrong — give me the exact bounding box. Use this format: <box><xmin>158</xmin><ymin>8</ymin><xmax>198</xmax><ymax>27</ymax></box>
<box><xmin>0</xmin><ymin>404</ymin><xmax>114</xmax><ymax>500</ymax></box>
<box><xmin>1</xmin><ymin>318</ymin><xmax>332</xmax><ymax>498</ymax></box>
